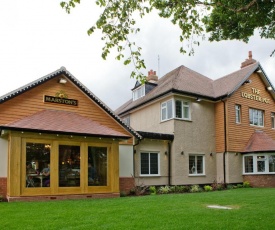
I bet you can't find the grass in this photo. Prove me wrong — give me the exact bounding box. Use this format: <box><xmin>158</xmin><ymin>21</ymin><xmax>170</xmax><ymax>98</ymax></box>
<box><xmin>0</xmin><ymin>188</ymin><xmax>274</xmax><ymax>229</ymax></box>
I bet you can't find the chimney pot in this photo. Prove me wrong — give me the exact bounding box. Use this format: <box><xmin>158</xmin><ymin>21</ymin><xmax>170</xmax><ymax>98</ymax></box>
<box><xmin>146</xmin><ymin>69</ymin><xmax>158</xmax><ymax>82</ymax></box>
<box><xmin>248</xmin><ymin>51</ymin><xmax>252</xmax><ymax>59</ymax></box>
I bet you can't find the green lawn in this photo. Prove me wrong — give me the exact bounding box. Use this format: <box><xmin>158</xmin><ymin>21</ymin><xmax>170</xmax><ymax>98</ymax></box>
<box><xmin>1</xmin><ymin>188</ymin><xmax>274</xmax><ymax>229</ymax></box>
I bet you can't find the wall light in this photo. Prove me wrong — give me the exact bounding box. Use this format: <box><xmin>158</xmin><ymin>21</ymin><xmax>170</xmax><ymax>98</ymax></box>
<box><xmin>165</xmin><ymin>151</ymin><xmax>168</xmax><ymax>155</ymax></box>
<box><xmin>58</xmin><ymin>78</ymin><xmax>67</xmax><ymax>84</ymax></box>
<box><xmin>210</xmin><ymin>152</ymin><xmax>213</xmax><ymax>156</ymax></box>
<box><xmin>267</xmin><ymin>86</ymin><xmax>273</xmax><ymax>91</ymax></box>
<box><xmin>181</xmin><ymin>151</ymin><xmax>184</xmax><ymax>155</ymax></box>
<box><xmin>196</xmin><ymin>98</ymin><xmax>201</xmax><ymax>102</ymax></box>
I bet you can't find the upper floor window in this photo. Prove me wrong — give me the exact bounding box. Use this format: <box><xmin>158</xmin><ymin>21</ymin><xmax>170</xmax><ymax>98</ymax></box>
<box><xmin>161</xmin><ymin>100</ymin><xmax>173</xmax><ymax>121</ymax></box>
<box><xmin>176</xmin><ymin>100</ymin><xmax>190</xmax><ymax>119</ymax></box>
<box><xmin>271</xmin><ymin>112</ymin><xmax>275</xmax><ymax>129</ymax></box>
<box><xmin>133</xmin><ymin>85</ymin><xmax>145</xmax><ymax>101</ymax></box>
<box><xmin>140</xmin><ymin>152</ymin><xmax>159</xmax><ymax>176</ymax></box>
<box><xmin>243</xmin><ymin>154</ymin><xmax>275</xmax><ymax>174</ymax></box>
<box><xmin>235</xmin><ymin>104</ymin><xmax>241</xmax><ymax>123</ymax></box>
<box><xmin>122</xmin><ymin>116</ymin><xmax>130</xmax><ymax>126</ymax></box>
<box><xmin>161</xmin><ymin>99</ymin><xmax>190</xmax><ymax>121</ymax></box>
<box><xmin>189</xmin><ymin>155</ymin><xmax>205</xmax><ymax>175</ymax></box>
<box><xmin>249</xmin><ymin>108</ymin><xmax>264</xmax><ymax>127</ymax></box>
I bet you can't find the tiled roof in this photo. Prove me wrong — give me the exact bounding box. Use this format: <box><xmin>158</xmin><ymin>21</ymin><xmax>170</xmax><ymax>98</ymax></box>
<box><xmin>0</xmin><ymin>67</ymin><xmax>142</xmax><ymax>139</ymax></box>
<box><xmin>0</xmin><ymin>109</ymin><xmax>130</xmax><ymax>139</ymax></box>
<box><xmin>242</xmin><ymin>130</ymin><xmax>275</xmax><ymax>153</ymax></box>
<box><xmin>116</xmin><ymin>61</ymin><xmax>274</xmax><ymax>116</ymax></box>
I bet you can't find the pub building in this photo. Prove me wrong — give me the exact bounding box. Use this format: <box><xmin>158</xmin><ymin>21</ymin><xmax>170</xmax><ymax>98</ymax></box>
<box><xmin>0</xmin><ymin>67</ymin><xmax>139</xmax><ymax>201</ymax></box>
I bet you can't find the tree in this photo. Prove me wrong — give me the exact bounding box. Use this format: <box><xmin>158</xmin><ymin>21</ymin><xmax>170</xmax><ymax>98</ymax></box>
<box><xmin>60</xmin><ymin>0</ymin><xmax>275</xmax><ymax>82</ymax></box>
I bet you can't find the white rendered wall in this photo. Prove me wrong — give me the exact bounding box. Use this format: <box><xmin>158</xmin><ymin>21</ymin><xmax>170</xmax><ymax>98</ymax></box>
<box><xmin>119</xmin><ymin>145</ymin><xmax>134</xmax><ymax>177</ymax></box>
<box><xmin>0</xmin><ymin>138</ymin><xmax>8</xmax><ymax>177</ymax></box>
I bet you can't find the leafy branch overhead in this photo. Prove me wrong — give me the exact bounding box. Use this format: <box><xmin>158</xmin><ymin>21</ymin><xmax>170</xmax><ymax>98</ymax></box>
<box><xmin>60</xmin><ymin>0</ymin><xmax>275</xmax><ymax>82</ymax></box>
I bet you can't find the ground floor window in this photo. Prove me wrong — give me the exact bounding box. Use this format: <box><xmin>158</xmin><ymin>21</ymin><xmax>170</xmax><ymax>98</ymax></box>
<box><xmin>140</xmin><ymin>152</ymin><xmax>159</xmax><ymax>176</ymax></box>
<box><xmin>189</xmin><ymin>155</ymin><xmax>204</xmax><ymax>175</ymax></box>
<box><xmin>243</xmin><ymin>154</ymin><xmax>275</xmax><ymax>174</ymax></box>
<box><xmin>26</xmin><ymin>142</ymin><xmax>51</xmax><ymax>188</ymax></box>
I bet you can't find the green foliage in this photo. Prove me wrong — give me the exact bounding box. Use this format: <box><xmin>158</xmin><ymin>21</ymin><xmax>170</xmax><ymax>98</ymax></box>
<box><xmin>60</xmin><ymin>1</ymin><xmax>274</xmax><ymax>81</ymax></box>
<box><xmin>158</xmin><ymin>185</ymin><xmax>170</xmax><ymax>194</ymax></box>
<box><xmin>211</xmin><ymin>180</ymin><xmax>225</xmax><ymax>191</ymax></box>
<box><xmin>120</xmin><ymin>191</ymin><xmax>127</xmax><ymax>197</ymax></box>
<box><xmin>204</xmin><ymin>185</ymin><xmax>213</xmax><ymax>192</ymax></box>
<box><xmin>226</xmin><ymin>184</ymin><xmax>234</xmax><ymax>190</ymax></box>
<box><xmin>190</xmin><ymin>184</ymin><xmax>201</xmax><ymax>193</ymax></box>
<box><xmin>243</xmin><ymin>181</ymin><xmax>250</xmax><ymax>188</ymax></box>
<box><xmin>149</xmin><ymin>186</ymin><xmax>157</xmax><ymax>195</ymax></box>
<box><xmin>237</xmin><ymin>184</ymin><xmax>243</xmax><ymax>188</ymax></box>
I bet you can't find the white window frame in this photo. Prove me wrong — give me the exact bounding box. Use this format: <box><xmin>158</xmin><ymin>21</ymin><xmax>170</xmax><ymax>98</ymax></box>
<box><xmin>235</xmin><ymin>104</ymin><xmax>241</xmax><ymax>123</ymax></box>
<box><xmin>161</xmin><ymin>99</ymin><xmax>191</xmax><ymax>122</ymax></box>
<box><xmin>271</xmin><ymin>112</ymin><xmax>275</xmax><ymax>129</ymax></box>
<box><xmin>161</xmin><ymin>99</ymin><xmax>173</xmax><ymax>121</ymax></box>
<box><xmin>188</xmin><ymin>154</ymin><xmax>205</xmax><ymax>176</ymax></box>
<box><xmin>243</xmin><ymin>154</ymin><xmax>275</xmax><ymax>174</ymax></box>
<box><xmin>133</xmin><ymin>85</ymin><xmax>145</xmax><ymax>101</ymax></box>
<box><xmin>249</xmin><ymin>108</ymin><xmax>264</xmax><ymax>127</ymax></box>
<box><xmin>175</xmin><ymin>100</ymin><xmax>190</xmax><ymax>120</ymax></box>
<box><xmin>140</xmin><ymin>152</ymin><xmax>160</xmax><ymax>176</ymax></box>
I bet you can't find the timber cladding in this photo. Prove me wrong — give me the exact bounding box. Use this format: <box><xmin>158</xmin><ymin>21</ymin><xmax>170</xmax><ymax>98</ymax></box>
<box><xmin>215</xmin><ymin>72</ymin><xmax>275</xmax><ymax>153</ymax></box>
<box><xmin>0</xmin><ymin>75</ymin><xmax>132</xmax><ymax>139</ymax></box>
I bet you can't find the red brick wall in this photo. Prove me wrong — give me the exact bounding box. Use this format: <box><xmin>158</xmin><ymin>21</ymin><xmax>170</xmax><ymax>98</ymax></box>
<box><xmin>243</xmin><ymin>175</ymin><xmax>275</xmax><ymax>187</ymax></box>
<box><xmin>119</xmin><ymin>177</ymin><xmax>135</xmax><ymax>194</ymax></box>
<box><xmin>0</xmin><ymin>177</ymin><xmax>7</xmax><ymax>199</ymax></box>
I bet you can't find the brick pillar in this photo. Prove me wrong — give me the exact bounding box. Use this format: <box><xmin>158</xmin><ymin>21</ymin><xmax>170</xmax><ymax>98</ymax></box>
<box><xmin>119</xmin><ymin>177</ymin><xmax>135</xmax><ymax>194</ymax></box>
<box><xmin>0</xmin><ymin>177</ymin><xmax>7</xmax><ymax>200</ymax></box>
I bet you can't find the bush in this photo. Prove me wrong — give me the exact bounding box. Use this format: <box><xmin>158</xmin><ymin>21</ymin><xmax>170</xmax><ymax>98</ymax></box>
<box><xmin>120</xmin><ymin>191</ymin><xmax>127</xmax><ymax>197</ymax></box>
<box><xmin>204</xmin><ymin>185</ymin><xmax>213</xmax><ymax>192</ymax></box>
<box><xmin>158</xmin><ymin>185</ymin><xmax>170</xmax><ymax>194</ymax></box>
<box><xmin>237</xmin><ymin>184</ymin><xmax>243</xmax><ymax>188</ymax></box>
<box><xmin>149</xmin><ymin>186</ymin><xmax>157</xmax><ymax>195</ymax></box>
<box><xmin>243</xmin><ymin>181</ymin><xmax>251</xmax><ymax>188</ymax></box>
<box><xmin>190</xmin><ymin>185</ymin><xmax>201</xmax><ymax>193</ymax></box>
<box><xmin>226</xmin><ymin>184</ymin><xmax>234</xmax><ymax>189</ymax></box>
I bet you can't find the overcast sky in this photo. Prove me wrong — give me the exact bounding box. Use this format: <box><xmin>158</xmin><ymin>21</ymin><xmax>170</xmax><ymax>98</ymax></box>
<box><xmin>1</xmin><ymin>1</ymin><xmax>274</xmax><ymax>110</ymax></box>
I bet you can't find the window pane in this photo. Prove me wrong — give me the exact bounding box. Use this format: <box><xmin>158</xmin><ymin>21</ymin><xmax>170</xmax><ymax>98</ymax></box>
<box><xmin>249</xmin><ymin>109</ymin><xmax>253</xmax><ymax>125</ymax></box>
<box><xmin>189</xmin><ymin>156</ymin><xmax>196</xmax><ymax>174</ymax></box>
<box><xmin>244</xmin><ymin>156</ymin><xmax>253</xmax><ymax>173</ymax></box>
<box><xmin>183</xmin><ymin>102</ymin><xmax>189</xmax><ymax>119</ymax></box>
<box><xmin>269</xmin><ymin>155</ymin><xmax>275</xmax><ymax>172</ymax></box>
<box><xmin>257</xmin><ymin>156</ymin><xmax>265</xmax><ymax>172</ymax></box>
<box><xmin>167</xmin><ymin>100</ymin><xmax>173</xmax><ymax>119</ymax></box>
<box><xmin>150</xmin><ymin>153</ymin><xmax>158</xmax><ymax>174</ymax></box>
<box><xmin>141</xmin><ymin>153</ymin><xmax>149</xmax><ymax>174</ymax></box>
<box><xmin>175</xmin><ymin>100</ymin><xmax>182</xmax><ymax>118</ymax></box>
<box><xmin>196</xmin><ymin>156</ymin><xmax>203</xmax><ymax>174</ymax></box>
<box><xmin>88</xmin><ymin>147</ymin><xmax>107</xmax><ymax>186</ymax></box>
<box><xmin>161</xmin><ymin>103</ymin><xmax>167</xmax><ymax>120</ymax></box>
<box><xmin>235</xmin><ymin>105</ymin><xmax>241</xmax><ymax>123</ymax></box>
<box><xmin>26</xmin><ymin>143</ymin><xmax>51</xmax><ymax>188</ymax></box>
<box><xmin>59</xmin><ymin>145</ymin><xmax>80</xmax><ymax>187</ymax></box>
<box><xmin>271</xmin><ymin>113</ymin><xmax>275</xmax><ymax>129</ymax></box>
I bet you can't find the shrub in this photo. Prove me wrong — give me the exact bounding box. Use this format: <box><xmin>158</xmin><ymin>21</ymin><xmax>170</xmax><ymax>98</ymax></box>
<box><xmin>237</xmin><ymin>184</ymin><xmax>243</xmax><ymax>188</ymax></box>
<box><xmin>158</xmin><ymin>185</ymin><xmax>170</xmax><ymax>194</ymax></box>
<box><xmin>204</xmin><ymin>185</ymin><xmax>213</xmax><ymax>192</ymax></box>
<box><xmin>149</xmin><ymin>186</ymin><xmax>157</xmax><ymax>195</ymax></box>
<box><xmin>226</xmin><ymin>184</ymin><xmax>234</xmax><ymax>189</ymax></box>
<box><xmin>211</xmin><ymin>180</ymin><xmax>225</xmax><ymax>191</ymax></box>
<box><xmin>243</xmin><ymin>181</ymin><xmax>251</xmax><ymax>188</ymax></box>
<box><xmin>120</xmin><ymin>191</ymin><xmax>127</xmax><ymax>197</ymax></box>
<box><xmin>190</xmin><ymin>185</ymin><xmax>201</xmax><ymax>193</ymax></box>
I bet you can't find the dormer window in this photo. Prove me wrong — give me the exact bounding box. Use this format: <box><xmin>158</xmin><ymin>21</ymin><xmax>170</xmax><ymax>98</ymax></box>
<box><xmin>133</xmin><ymin>85</ymin><xmax>145</xmax><ymax>101</ymax></box>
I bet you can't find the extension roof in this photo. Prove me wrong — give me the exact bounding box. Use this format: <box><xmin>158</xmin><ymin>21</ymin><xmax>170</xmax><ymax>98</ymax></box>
<box><xmin>116</xmin><ymin>62</ymin><xmax>274</xmax><ymax>116</ymax></box>
<box><xmin>242</xmin><ymin>130</ymin><xmax>275</xmax><ymax>153</ymax></box>
<box><xmin>0</xmin><ymin>67</ymin><xmax>142</xmax><ymax>139</ymax></box>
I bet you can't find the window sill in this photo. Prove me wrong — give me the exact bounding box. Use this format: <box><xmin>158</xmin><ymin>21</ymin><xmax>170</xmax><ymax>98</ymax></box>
<box><xmin>243</xmin><ymin>173</ymin><xmax>275</xmax><ymax>175</ymax></box>
<box><xmin>139</xmin><ymin>175</ymin><xmax>160</xmax><ymax>177</ymax></box>
<box><xmin>188</xmin><ymin>174</ymin><xmax>206</xmax><ymax>177</ymax></box>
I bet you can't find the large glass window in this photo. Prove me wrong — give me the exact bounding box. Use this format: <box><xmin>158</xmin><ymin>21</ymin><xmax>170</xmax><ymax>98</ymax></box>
<box><xmin>161</xmin><ymin>100</ymin><xmax>173</xmax><ymax>121</ymax></box>
<box><xmin>140</xmin><ymin>152</ymin><xmax>159</xmax><ymax>175</ymax></box>
<box><xmin>26</xmin><ymin>142</ymin><xmax>51</xmax><ymax>188</ymax></box>
<box><xmin>243</xmin><ymin>154</ymin><xmax>275</xmax><ymax>174</ymax></box>
<box><xmin>235</xmin><ymin>104</ymin><xmax>241</xmax><ymax>123</ymax></box>
<box><xmin>189</xmin><ymin>155</ymin><xmax>204</xmax><ymax>175</ymax></box>
<box><xmin>249</xmin><ymin>108</ymin><xmax>264</xmax><ymax>127</ymax></box>
<box><xmin>59</xmin><ymin>145</ymin><xmax>80</xmax><ymax>187</ymax></box>
<box><xmin>88</xmin><ymin>147</ymin><xmax>107</xmax><ymax>186</ymax></box>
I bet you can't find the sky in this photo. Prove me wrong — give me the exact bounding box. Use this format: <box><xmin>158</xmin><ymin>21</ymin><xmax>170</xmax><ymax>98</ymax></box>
<box><xmin>0</xmin><ymin>1</ymin><xmax>274</xmax><ymax>110</ymax></box>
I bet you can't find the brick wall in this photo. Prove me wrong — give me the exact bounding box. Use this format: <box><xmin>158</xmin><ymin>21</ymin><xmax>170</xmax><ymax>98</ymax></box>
<box><xmin>119</xmin><ymin>177</ymin><xmax>135</xmax><ymax>194</ymax></box>
<box><xmin>0</xmin><ymin>177</ymin><xmax>7</xmax><ymax>200</ymax></box>
<box><xmin>243</xmin><ymin>175</ymin><xmax>275</xmax><ymax>187</ymax></box>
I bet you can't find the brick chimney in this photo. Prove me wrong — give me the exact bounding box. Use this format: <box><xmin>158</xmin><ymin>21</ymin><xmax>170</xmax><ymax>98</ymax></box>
<box><xmin>241</xmin><ymin>51</ymin><xmax>257</xmax><ymax>68</ymax></box>
<box><xmin>146</xmin><ymin>70</ymin><xmax>158</xmax><ymax>83</ymax></box>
